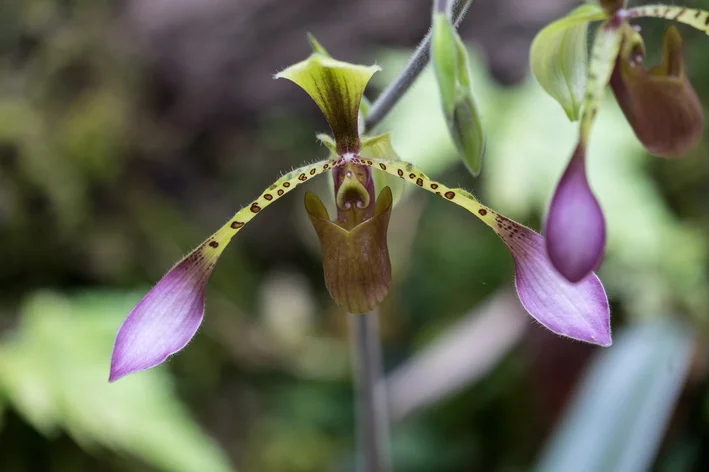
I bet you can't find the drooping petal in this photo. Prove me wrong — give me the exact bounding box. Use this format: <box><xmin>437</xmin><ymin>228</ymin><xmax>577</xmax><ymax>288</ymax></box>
<box><xmin>545</xmin><ymin>144</ymin><xmax>606</xmax><ymax>283</ymax></box>
<box><xmin>524</xmin><ymin>22</ymin><xmax>618</xmax><ymax>284</ymax></box>
<box><xmin>350</xmin><ymin>156</ymin><xmax>611</xmax><ymax>346</ymax></box>
<box><xmin>110</xmin><ymin>247</ymin><xmax>216</xmax><ymax>382</ymax></box>
<box><xmin>110</xmin><ymin>158</ymin><xmax>337</xmax><ymax>381</ymax></box>
<box><xmin>628</xmin><ymin>6</ymin><xmax>709</xmax><ymax>36</ymax></box>
<box><xmin>611</xmin><ymin>25</ymin><xmax>703</xmax><ymax>157</ymax></box>
<box><xmin>305</xmin><ymin>186</ymin><xmax>393</xmax><ymax>314</ymax></box>
<box><xmin>275</xmin><ymin>54</ymin><xmax>380</xmax><ymax>154</ymax></box>
<box><xmin>529</xmin><ymin>4</ymin><xmax>607</xmax><ymax>121</ymax></box>
<box><xmin>494</xmin><ymin>213</ymin><xmax>610</xmax><ymax>346</ymax></box>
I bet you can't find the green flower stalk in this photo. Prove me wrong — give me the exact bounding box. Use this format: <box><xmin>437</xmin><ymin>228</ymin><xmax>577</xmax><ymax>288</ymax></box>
<box><xmin>109</xmin><ymin>43</ymin><xmax>611</xmax><ymax>383</ymax></box>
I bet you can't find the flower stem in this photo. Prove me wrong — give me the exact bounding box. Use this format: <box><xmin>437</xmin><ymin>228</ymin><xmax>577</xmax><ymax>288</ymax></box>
<box><xmin>349</xmin><ymin>310</ymin><xmax>390</xmax><ymax>472</ymax></box>
<box><xmin>363</xmin><ymin>0</ymin><xmax>474</xmax><ymax>133</ymax></box>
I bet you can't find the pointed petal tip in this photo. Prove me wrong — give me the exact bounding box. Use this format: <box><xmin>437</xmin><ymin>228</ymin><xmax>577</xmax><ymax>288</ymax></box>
<box><xmin>495</xmin><ymin>215</ymin><xmax>611</xmax><ymax>348</ymax></box>
<box><xmin>545</xmin><ymin>145</ymin><xmax>606</xmax><ymax>282</ymax></box>
<box><xmin>108</xmin><ymin>250</ymin><xmax>213</xmax><ymax>382</ymax></box>
<box><xmin>108</xmin><ymin>364</ymin><xmax>128</xmax><ymax>383</ymax></box>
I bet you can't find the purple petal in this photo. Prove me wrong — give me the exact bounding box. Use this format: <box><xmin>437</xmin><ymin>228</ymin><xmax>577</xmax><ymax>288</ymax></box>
<box><xmin>493</xmin><ymin>213</ymin><xmax>610</xmax><ymax>346</ymax></box>
<box><xmin>109</xmin><ymin>245</ymin><xmax>216</xmax><ymax>382</ymax></box>
<box><xmin>545</xmin><ymin>144</ymin><xmax>606</xmax><ymax>283</ymax></box>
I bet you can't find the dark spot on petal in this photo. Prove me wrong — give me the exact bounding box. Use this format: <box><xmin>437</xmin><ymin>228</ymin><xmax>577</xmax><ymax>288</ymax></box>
<box><xmin>251</xmin><ymin>203</ymin><xmax>261</xmax><ymax>213</ymax></box>
<box><xmin>264</xmin><ymin>193</ymin><xmax>273</xmax><ymax>201</ymax></box>
<box><xmin>408</xmin><ymin>173</ymin><xmax>416</xmax><ymax>179</ymax></box>
<box><xmin>430</xmin><ymin>183</ymin><xmax>438</xmax><ymax>190</ymax></box>
<box><xmin>323</xmin><ymin>163</ymin><xmax>329</xmax><ymax>169</ymax></box>
<box><xmin>673</xmin><ymin>9</ymin><xmax>685</xmax><ymax>20</ymax></box>
<box><xmin>478</xmin><ymin>209</ymin><xmax>487</xmax><ymax>216</ymax></box>
<box><xmin>367</xmin><ymin>160</ymin><xmax>373</xmax><ymax>165</ymax></box>
<box><xmin>298</xmin><ymin>173</ymin><xmax>307</xmax><ymax>181</ymax></box>
<box><xmin>309</xmin><ymin>168</ymin><xmax>316</xmax><ymax>175</ymax></box>
<box><xmin>379</xmin><ymin>163</ymin><xmax>387</xmax><ymax>170</ymax></box>
<box><xmin>435</xmin><ymin>191</ymin><xmax>441</xmax><ymax>196</ymax></box>
<box><xmin>416</xmin><ymin>178</ymin><xmax>423</xmax><ymax>187</ymax></box>
<box><xmin>209</xmin><ymin>241</ymin><xmax>219</xmax><ymax>248</ymax></box>
<box><xmin>277</xmin><ymin>189</ymin><xmax>284</xmax><ymax>196</ymax></box>
<box><xmin>283</xmin><ymin>182</ymin><xmax>291</xmax><ymax>188</ymax></box>
<box><xmin>444</xmin><ymin>191</ymin><xmax>455</xmax><ymax>199</ymax></box>
<box><xmin>397</xmin><ymin>169</ymin><xmax>404</xmax><ymax>178</ymax></box>
<box><xmin>231</xmin><ymin>221</ymin><xmax>244</xmax><ymax>229</ymax></box>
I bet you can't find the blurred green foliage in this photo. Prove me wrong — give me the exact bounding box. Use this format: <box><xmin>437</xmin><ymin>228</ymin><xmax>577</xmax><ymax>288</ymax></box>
<box><xmin>1</xmin><ymin>0</ymin><xmax>709</xmax><ymax>471</ymax></box>
<box><xmin>0</xmin><ymin>292</ymin><xmax>232</xmax><ymax>472</ymax></box>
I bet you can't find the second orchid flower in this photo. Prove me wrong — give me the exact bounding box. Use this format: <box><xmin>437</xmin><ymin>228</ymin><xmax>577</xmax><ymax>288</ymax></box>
<box><xmin>532</xmin><ymin>1</ymin><xmax>707</xmax><ymax>283</ymax></box>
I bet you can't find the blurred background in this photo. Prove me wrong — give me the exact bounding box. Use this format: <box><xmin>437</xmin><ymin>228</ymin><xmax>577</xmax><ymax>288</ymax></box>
<box><xmin>1</xmin><ymin>0</ymin><xmax>709</xmax><ymax>471</ymax></box>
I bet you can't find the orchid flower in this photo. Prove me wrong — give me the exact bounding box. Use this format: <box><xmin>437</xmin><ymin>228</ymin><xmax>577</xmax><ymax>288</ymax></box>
<box><xmin>109</xmin><ymin>47</ymin><xmax>612</xmax><ymax>382</ymax></box>
<box><xmin>531</xmin><ymin>1</ymin><xmax>707</xmax><ymax>283</ymax></box>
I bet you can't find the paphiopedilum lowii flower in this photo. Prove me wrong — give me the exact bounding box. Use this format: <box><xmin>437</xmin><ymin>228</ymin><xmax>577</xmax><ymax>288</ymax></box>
<box><xmin>109</xmin><ymin>46</ymin><xmax>612</xmax><ymax>382</ymax></box>
<box><xmin>532</xmin><ymin>1</ymin><xmax>707</xmax><ymax>283</ymax></box>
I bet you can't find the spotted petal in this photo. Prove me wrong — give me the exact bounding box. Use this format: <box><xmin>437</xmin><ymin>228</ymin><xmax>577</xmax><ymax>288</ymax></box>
<box><xmin>110</xmin><ymin>158</ymin><xmax>337</xmax><ymax>381</ymax></box>
<box><xmin>351</xmin><ymin>156</ymin><xmax>611</xmax><ymax>346</ymax></box>
<box><xmin>628</xmin><ymin>6</ymin><xmax>709</xmax><ymax>36</ymax></box>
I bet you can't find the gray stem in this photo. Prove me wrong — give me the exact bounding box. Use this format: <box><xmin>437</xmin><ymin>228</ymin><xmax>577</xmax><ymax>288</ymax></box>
<box><xmin>349</xmin><ymin>311</ymin><xmax>390</xmax><ymax>472</ymax></box>
<box><xmin>363</xmin><ymin>0</ymin><xmax>474</xmax><ymax>133</ymax></box>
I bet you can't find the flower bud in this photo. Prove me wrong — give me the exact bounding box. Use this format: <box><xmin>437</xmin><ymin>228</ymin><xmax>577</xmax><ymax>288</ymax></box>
<box><xmin>611</xmin><ymin>25</ymin><xmax>703</xmax><ymax>158</ymax></box>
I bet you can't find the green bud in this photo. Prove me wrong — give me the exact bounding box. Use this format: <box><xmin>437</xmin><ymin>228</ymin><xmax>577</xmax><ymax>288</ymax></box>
<box><xmin>611</xmin><ymin>25</ymin><xmax>703</xmax><ymax>158</ymax></box>
<box><xmin>431</xmin><ymin>13</ymin><xmax>486</xmax><ymax>176</ymax></box>
<box><xmin>530</xmin><ymin>4</ymin><xmax>606</xmax><ymax>121</ymax></box>
<box><xmin>451</xmin><ymin>93</ymin><xmax>485</xmax><ymax>175</ymax></box>
<box><xmin>432</xmin><ymin>13</ymin><xmax>458</xmax><ymax>117</ymax></box>
<box><xmin>305</xmin><ymin>187</ymin><xmax>393</xmax><ymax>314</ymax></box>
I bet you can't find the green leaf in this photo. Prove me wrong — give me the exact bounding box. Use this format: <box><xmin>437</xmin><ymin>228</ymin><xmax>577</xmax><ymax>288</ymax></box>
<box><xmin>0</xmin><ymin>291</ymin><xmax>234</xmax><ymax>472</ymax></box>
<box><xmin>530</xmin><ymin>4</ymin><xmax>606</xmax><ymax>121</ymax></box>
<box><xmin>535</xmin><ymin>320</ymin><xmax>694</xmax><ymax>472</ymax></box>
<box><xmin>431</xmin><ymin>13</ymin><xmax>486</xmax><ymax>176</ymax></box>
